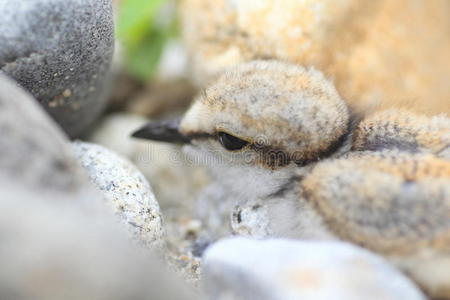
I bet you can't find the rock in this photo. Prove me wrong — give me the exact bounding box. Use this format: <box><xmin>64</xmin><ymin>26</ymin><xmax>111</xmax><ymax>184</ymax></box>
<box><xmin>0</xmin><ymin>74</ymin><xmax>195</xmax><ymax>299</ymax></box>
<box><xmin>181</xmin><ymin>0</ymin><xmax>450</xmax><ymax>115</ymax></box>
<box><xmin>0</xmin><ymin>177</ymin><xmax>195</xmax><ymax>300</ymax></box>
<box><xmin>88</xmin><ymin>113</ymin><xmax>213</xmax><ymax>280</ymax></box>
<box><xmin>202</xmin><ymin>238</ymin><xmax>425</xmax><ymax>300</ymax></box>
<box><xmin>0</xmin><ymin>74</ymin><xmax>95</xmax><ymax>197</ymax></box>
<box><xmin>88</xmin><ymin>113</ymin><xmax>210</xmax><ymax>213</ymax></box>
<box><xmin>0</xmin><ymin>0</ymin><xmax>114</xmax><ymax>137</ymax></box>
<box><xmin>72</xmin><ymin>141</ymin><xmax>164</xmax><ymax>248</ymax></box>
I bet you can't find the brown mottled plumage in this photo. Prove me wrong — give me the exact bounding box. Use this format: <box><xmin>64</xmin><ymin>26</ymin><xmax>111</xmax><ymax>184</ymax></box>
<box><xmin>180</xmin><ymin>61</ymin><xmax>351</xmax><ymax>169</ymax></box>
<box><xmin>353</xmin><ymin>109</ymin><xmax>450</xmax><ymax>158</ymax></box>
<box><xmin>133</xmin><ymin>60</ymin><xmax>450</xmax><ymax>298</ymax></box>
<box><xmin>303</xmin><ymin>151</ymin><xmax>450</xmax><ymax>255</ymax></box>
<box><xmin>302</xmin><ymin>150</ymin><xmax>450</xmax><ymax>296</ymax></box>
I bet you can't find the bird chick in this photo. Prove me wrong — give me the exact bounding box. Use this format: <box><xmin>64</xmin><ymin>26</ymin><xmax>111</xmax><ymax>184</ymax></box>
<box><xmin>303</xmin><ymin>150</ymin><xmax>450</xmax><ymax>297</ymax></box>
<box><xmin>133</xmin><ymin>60</ymin><xmax>450</xmax><ymax>298</ymax></box>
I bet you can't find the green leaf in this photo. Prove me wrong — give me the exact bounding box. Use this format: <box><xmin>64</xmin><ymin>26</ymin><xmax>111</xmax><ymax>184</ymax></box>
<box><xmin>117</xmin><ymin>0</ymin><xmax>165</xmax><ymax>48</ymax></box>
<box><xmin>125</xmin><ymin>29</ymin><xmax>167</xmax><ymax>81</ymax></box>
<box><xmin>116</xmin><ymin>0</ymin><xmax>178</xmax><ymax>81</ymax></box>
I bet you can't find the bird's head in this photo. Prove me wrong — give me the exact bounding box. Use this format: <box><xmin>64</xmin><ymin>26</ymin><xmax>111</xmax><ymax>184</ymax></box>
<box><xmin>133</xmin><ymin>61</ymin><xmax>351</xmax><ymax>194</ymax></box>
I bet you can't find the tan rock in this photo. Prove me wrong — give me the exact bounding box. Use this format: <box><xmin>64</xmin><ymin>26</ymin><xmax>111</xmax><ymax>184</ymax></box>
<box><xmin>181</xmin><ymin>0</ymin><xmax>450</xmax><ymax>115</ymax></box>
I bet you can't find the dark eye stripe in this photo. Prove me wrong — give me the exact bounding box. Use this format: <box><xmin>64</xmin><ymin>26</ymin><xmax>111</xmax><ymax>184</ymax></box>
<box><xmin>218</xmin><ymin>132</ymin><xmax>249</xmax><ymax>151</ymax></box>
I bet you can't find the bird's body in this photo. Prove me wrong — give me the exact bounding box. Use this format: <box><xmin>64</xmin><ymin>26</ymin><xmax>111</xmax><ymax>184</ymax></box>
<box><xmin>133</xmin><ymin>60</ymin><xmax>450</xmax><ymax>298</ymax></box>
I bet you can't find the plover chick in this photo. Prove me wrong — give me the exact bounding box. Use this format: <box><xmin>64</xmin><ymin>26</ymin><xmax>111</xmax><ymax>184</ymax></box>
<box><xmin>133</xmin><ymin>60</ymin><xmax>450</xmax><ymax>298</ymax></box>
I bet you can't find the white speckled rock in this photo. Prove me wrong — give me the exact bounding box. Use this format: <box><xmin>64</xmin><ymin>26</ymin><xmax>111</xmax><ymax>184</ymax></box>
<box><xmin>87</xmin><ymin>114</ymin><xmax>215</xmax><ymax>243</ymax></box>
<box><xmin>72</xmin><ymin>141</ymin><xmax>164</xmax><ymax>248</ymax></box>
<box><xmin>88</xmin><ymin>113</ymin><xmax>210</xmax><ymax>212</ymax></box>
<box><xmin>203</xmin><ymin>238</ymin><xmax>426</xmax><ymax>300</ymax></box>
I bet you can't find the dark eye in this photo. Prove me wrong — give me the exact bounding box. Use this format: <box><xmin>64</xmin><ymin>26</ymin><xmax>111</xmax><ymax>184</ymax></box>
<box><xmin>218</xmin><ymin>132</ymin><xmax>249</xmax><ymax>151</ymax></box>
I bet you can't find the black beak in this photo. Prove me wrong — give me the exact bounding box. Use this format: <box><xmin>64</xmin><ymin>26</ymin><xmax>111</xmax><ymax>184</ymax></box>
<box><xmin>131</xmin><ymin>119</ymin><xmax>191</xmax><ymax>144</ymax></box>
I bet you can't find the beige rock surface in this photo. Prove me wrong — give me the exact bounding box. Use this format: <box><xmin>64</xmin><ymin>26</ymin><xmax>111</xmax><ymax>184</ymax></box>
<box><xmin>181</xmin><ymin>0</ymin><xmax>450</xmax><ymax>115</ymax></box>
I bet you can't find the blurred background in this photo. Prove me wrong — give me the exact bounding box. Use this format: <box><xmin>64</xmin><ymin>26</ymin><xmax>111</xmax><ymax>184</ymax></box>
<box><xmin>111</xmin><ymin>0</ymin><xmax>195</xmax><ymax>118</ymax></box>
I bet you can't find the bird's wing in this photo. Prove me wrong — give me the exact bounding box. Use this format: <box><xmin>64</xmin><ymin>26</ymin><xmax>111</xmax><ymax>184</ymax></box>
<box><xmin>352</xmin><ymin>109</ymin><xmax>450</xmax><ymax>159</ymax></box>
<box><xmin>301</xmin><ymin>150</ymin><xmax>450</xmax><ymax>256</ymax></box>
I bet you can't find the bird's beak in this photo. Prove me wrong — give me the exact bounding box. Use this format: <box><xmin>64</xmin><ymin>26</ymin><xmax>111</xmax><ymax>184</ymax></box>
<box><xmin>131</xmin><ymin>119</ymin><xmax>191</xmax><ymax>144</ymax></box>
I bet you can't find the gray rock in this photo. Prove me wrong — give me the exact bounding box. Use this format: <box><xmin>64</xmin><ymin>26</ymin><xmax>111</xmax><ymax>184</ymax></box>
<box><xmin>0</xmin><ymin>177</ymin><xmax>196</xmax><ymax>300</ymax></box>
<box><xmin>0</xmin><ymin>74</ymin><xmax>196</xmax><ymax>300</ymax></box>
<box><xmin>72</xmin><ymin>141</ymin><xmax>165</xmax><ymax>248</ymax></box>
<box><xmin>202</xmin><ymin>238</ymin><xmax>425</xmax><ymax>300</ymax></box>
<box><xmin>0</xmin><ymin>74</ymin><xmax>95</xmax><ymax>196</ymax></box>
<box><xmin>0</xmin><ymin>0</ymin><xmax>114</xmax><ymax>137</ymax></box>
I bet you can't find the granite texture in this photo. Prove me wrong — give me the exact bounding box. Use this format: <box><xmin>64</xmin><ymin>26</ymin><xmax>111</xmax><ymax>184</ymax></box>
<box><xmin>72</xmin><ymin>141</ymin><xmax>165</xmax><ymax>249</ymax></box>
<box><xmin>0</xmin><ymin>0</ymin><xmax>114</xmax><ymax>137</ymax></box>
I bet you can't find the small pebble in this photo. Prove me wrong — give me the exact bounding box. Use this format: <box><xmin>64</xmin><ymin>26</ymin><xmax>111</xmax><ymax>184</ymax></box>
<box><xmin>72</xmin><ymin>141</ymin><xmax>164</xmax><ymax>249</ymax></box>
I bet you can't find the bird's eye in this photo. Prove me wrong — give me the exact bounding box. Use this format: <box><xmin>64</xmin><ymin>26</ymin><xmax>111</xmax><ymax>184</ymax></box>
<box><xmin>218</xmin><ymin>132</ymin><xmax>249</xmax><ymax>151</ymax></box>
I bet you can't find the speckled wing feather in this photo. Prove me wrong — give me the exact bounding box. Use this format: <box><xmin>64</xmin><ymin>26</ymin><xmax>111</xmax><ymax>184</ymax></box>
<box><xmin>301</xmin><ymin>150</ymin><xmax>450</xmax><ymax>256</ymax></box>
<box><xmin>352</xmin><ymin>110</ymin><xmax>450</xmax><ymax>159</ymax></box>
